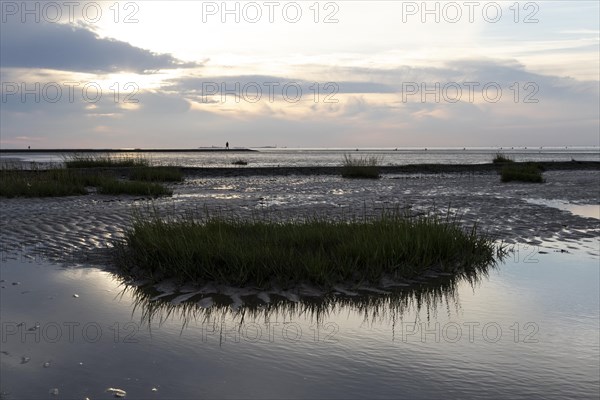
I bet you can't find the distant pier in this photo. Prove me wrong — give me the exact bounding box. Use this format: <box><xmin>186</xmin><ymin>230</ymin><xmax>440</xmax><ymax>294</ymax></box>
<box><xmin>0</xmin><ymin>148</ymin><xmax>257</xmax><ymax>153</ymax></box>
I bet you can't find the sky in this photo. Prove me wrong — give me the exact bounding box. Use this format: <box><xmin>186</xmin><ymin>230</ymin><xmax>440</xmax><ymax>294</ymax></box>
<box><xmin>0</xmin><ymin>0</ymin><xmax>599</xmax><ymax>148</ymax></box>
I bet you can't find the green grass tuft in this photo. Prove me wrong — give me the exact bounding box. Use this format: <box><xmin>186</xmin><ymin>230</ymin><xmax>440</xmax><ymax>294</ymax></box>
<box><xmin>97</xmin><ymin>179</ymin><xmax>173</xmax><ymax>196</ymax></box>
<box><xmin>114</xmin><ymin>210</ymin><xmax>499</xmax><ymax>288</ymax></box>
<box><xmin>0</xmin><ymin>168</ymin><xmax>172</xmax><ymax>198</ymax></box>
<box><xmin>501</xmin><ymin>163</ymin><xmax>545</xmax><ymax>183</ymax></box>
<box><xmin>65</xmin><ymin>154</ymin><xmax>150</xmax><ymax>168</ymax></box>
<box><xmin>341</xmin><ymin>154</ymin><xmax>381</xmax><ymax>179</ymax></box>
<box><xmin>129</xmin><ymin>166</ymin><xmax>183</xmax><ymax>182</ymax></box>
<box><xmin>0</xmin><ymin>169</ymin><xmax>93</xmax><ymax>198</ymax></box>
<box><xmin>493</xmin><ymin>153</ymin><xmax>514</xmax><ymax>164</ymax></box>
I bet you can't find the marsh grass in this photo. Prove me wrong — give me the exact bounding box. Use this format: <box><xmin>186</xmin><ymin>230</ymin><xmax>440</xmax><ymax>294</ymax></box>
<box><xmin>493</xmin><ymin>153</ymin><xmax>514</xmax><ymax>164</ymax></box>
<box><xmin>0</xmin><ymin>168</ymin><xmax>99</xmax><ymax>197</ymax></box>
<box><xmin>341</xmin><ymin>154</ymin><xmax>381</xmax><ymax>179</ymax></box>
<box><xmin>0</xmin><ymin>171</ymin><xmax>86</xmax><ymax>197</ymax></box>
<box><xmin>501</xmin><ymin>163</ymin><xmax>545</xmax><ymax>183</ymax></box>
<box><xmin>115</xmin><ymin>210</ymin><xmax>498</xmax><ymax>288</ymax></box>
<box><xmin>65</xmin><ymin>154</ymin><xmax>150</xmax><ymax>168</ymax></box>
<box><xmin>119</xmin><ymin>260</ymin><xmax>490</xmax><ymax>328</ymax></box>
<box><xmin>0</xmin><ymin>168</ymin><xmax>172</xmax><ymax>197</ymax></box>
<box><xmin>129</xmin><ymin>166</ymin><xmax>183</xmax><ymax>182</ymax></box>
<box><xmin>231</xmin><ymin>159</ymin><xmax>249</xmax><ymax>166</ymax></box>
<box><xmin>97</xmin><ymin>179</ymin><xmax>173</xmax><ymax>196</ymax></box>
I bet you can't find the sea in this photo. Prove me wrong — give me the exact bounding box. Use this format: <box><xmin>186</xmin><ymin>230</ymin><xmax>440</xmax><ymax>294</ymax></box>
<box><xmin>1</xmin><ymin>147</ymin><xmax>599</xmax><ymax>168</ymax></box>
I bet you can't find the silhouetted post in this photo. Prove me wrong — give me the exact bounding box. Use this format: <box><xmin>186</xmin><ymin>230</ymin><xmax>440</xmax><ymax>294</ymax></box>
<box><xmin>226</xmin><ymin>142</ymin><xmax>229</xmax><ymax>150</ymax></box>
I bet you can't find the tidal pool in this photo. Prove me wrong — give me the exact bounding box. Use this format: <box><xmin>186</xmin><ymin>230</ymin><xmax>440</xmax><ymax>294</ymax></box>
<box><xmin>1</xmin><ymin>247</ymin><xmax>598</xmax><ymax>399</ymax></box>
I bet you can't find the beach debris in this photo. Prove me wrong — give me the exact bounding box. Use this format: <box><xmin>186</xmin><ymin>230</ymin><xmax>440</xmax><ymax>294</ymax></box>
<box><xmin>49</xmin><ymin>388</ymin><xmax>59</xmax><ymax>396</ymax></box>
<box><xmin>106</xmin><ymin>388</ymin><xmax>127</xmax><ymax>397</ymax></box>
<box><xmin>12</xmin><ymin>282</ymin><xmax>20</xmax><ymax>285</ymax></box>
<box><xmin>257</xmin><ymin>292</ymin><xmax>271</xmax><ymax>303</ymax></box>
<box><xmin>151</xmin><ymin>387</ymin><xmax>158</xmax><ymax>392</ymax></box>
<box><xmin>170</xmin><ymin>292</ymin><xmax>200</xmax><ymax>305</ymax></box>
<box><xmin>229</xmin><ymin>294</ymin><xmax>243</xmax><ymax>310</ymax></box>
<box><xmin>28</xmin><ymin>324</ymin><xmax>40</xmax><ymax>331</ymax></box>
<box><xmin>73</xmin><ymin>294</ymin><xmax>80</xmax><ymax>298</ymax></box>
<box><xmin>197</xmin><ymin>297</ymin><xmax>214</xmax><ymax>308</ymax></box>
<box><xmin>357</xmin><ymin>286</ymin><xmax>390</xmax><ymax>295</ymax></box>
<box><xmin>332</xmin><ymin>286</ymin><xmax>359</xmax><ymax>296</ymax></box>
<box><xmin>43</xmin><ymin>361</ymin><xmax>51</xmax><ymax>368</ymax></box>
<box><xmin>280</xmin><ymin>291</ymin><xmax>300</xmax><ymax>303</ymax></box>
<box><xmin>21</xmin><ymin>356</ymin><xmax>30</xmax><ymax>364</ymax></box>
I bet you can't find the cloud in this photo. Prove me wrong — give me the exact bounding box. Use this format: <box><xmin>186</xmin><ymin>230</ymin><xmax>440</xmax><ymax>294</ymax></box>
<box><xmin>0</xmin><ymin>21</ymin><xmax>200</xmax><ymax>73</ymax></box>
<box><xmin>1</xmin><ymin>59</ymin><xmax>598</xmax><ymax>148</ymax></box>
<box><xmin>166</xmin><ymin>60</ymin><xmax>599</xmax><ymax>108</ymax></box>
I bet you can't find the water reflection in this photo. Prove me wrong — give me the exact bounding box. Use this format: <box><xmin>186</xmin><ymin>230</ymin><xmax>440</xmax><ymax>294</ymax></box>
<box><xmin>114</xmin><ymin>257</ymin><xmax>497</xmax><ymax>339</ymax></box>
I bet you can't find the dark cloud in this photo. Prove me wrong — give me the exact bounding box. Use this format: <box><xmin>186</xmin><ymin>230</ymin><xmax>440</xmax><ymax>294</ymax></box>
<box><xmin>0</xmin><ymin>21</ymin><xmax>200</xmax><ymax>73</ymax></box>
<box><xmin>1</xmin><ymin>59</ymin><xmax>598</xmax><ymax>148</ymax></box>
<box><xmin>166</xmin><ymin>60</ymin><xmax>598</xmax><ymax>106</ymax></box>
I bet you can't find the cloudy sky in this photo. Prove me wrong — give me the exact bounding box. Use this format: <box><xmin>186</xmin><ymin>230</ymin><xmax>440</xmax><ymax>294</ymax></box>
<box><xmin>1</xmin><ymin>0</ymin><xmax>598</xmax><ymax>148</ymax></box>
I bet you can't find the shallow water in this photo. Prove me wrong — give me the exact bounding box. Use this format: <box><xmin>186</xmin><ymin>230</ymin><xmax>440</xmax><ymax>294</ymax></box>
<box><xmin>1</xmin><ymin>147</ymin><xmax>599</xmax><ymax>168</ymax></box>
<box><xmin>1</xmin><ymin>249</ymin><xmax>598</xmax><ymax>399</ymax></box>
<box><xmin>525</xmin><ymin>198</ymin><xmax>600</xmax><ymax>220</ymax></box>
<box><xmin>1</xmin><ymin>165</ymin><xmax>599</xmax><ymax>398</ymax></box>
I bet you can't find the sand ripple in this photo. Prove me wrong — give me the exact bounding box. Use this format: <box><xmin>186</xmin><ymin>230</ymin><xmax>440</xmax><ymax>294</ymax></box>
<box><xmin>1</xmin><ymin>170</ymin><xmax>598</xmax><ymax>264</ymax></box>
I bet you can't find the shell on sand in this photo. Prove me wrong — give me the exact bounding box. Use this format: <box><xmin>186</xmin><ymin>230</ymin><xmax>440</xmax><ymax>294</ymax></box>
<box><xmin>106</xmin><ymin>387</ymin><xmax>127</xmax><ymax>397</ymax></box>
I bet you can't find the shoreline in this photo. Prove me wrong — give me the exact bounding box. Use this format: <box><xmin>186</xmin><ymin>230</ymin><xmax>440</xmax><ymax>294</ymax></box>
<box><xmin>180</xmin><ymin>161</ymin><xmax>600</xmax><ymax>176</ymax></box>
<box><xmin>0</xmin><ymin>148</ymin><xmax>257</xmax><ymax>153</ymax></box>
<box><xmin>1</xmin><ymin>168</ymin><xmax>598</xmax><ymax>303</ymax></box>
<box><xmin>3</xmin><ymin>161</ymin><xmax>599</xmax><ymax>177</ymax></box>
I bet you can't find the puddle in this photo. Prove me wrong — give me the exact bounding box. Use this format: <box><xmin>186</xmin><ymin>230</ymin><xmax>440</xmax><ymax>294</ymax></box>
<box><xmin>524</xmin><ymin>198</ymin><xmax>600</xmax><ymax>219</ymax></box>
<box><xmin>1</xmin><ymin>248</ymin><xmax>599</xmax><ymax>399</ymax></box>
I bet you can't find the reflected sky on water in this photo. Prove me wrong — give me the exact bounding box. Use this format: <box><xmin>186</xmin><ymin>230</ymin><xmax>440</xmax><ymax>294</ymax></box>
<box><xmin>1</xmin><ymin>246</ymin><xmax>598</xmax><ymax>399</ymax></box>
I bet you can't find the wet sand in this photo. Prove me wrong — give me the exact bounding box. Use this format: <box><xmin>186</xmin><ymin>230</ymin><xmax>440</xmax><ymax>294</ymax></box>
<box><xmin>1</xmin><ymin>168</ymin><xmax>598</xmax><ymax>264</ymax></box>
<box><xmin>1</xmin><ymin>167</ymin><xmax>599</xmax><ymax>399</ymax></box>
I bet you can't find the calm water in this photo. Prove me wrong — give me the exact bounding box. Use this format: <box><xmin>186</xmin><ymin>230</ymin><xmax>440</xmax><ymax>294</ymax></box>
<box><xmin>1</xmin><ymin>247</ymin><xmax>598</xmax><ymax>399</ymax></box>
<box><xmin>1</xmin><ymin>148</ymin><xmax>599</xmax><ymax>398</ymax></box>
<box><xmin>1</xmin><ymin>147</ymin><xmax>599</xmax><ymax>168</ymax></box>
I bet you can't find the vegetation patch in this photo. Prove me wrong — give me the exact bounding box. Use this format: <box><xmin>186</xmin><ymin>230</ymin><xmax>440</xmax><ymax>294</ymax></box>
<box><xmin>231</xmin><ymin>159</ymin><xmax>249</xmax><ymax>166</ymax></box>
<box><xmin>341</xmin><ymin>154</ymin><xmax>381</xmax><ymax>179</ymax></box>
<box><xmin>501</xmin><ymin>163</ymin><xmax>545</xmax><ymax>183</ymax></box>
<box><xmin>65</xmin><ymin>154</ymin><xmax>150</xmax><ymax>168</ymax></box>
<box><xmin>114</xmin><ymin>211</ymin><xmax>499</xmax><ymax>288</ymax></box>
<box><xmin>129</xmin><ymin>166</ymin><xmax>183</xmax><ymax>182</ymax></box>
<box><xmin>493</xmin><ymin>153</ymin><xmax>514</xmax><ymax>164</ymax></box>
<box><xmin>97</xmin><ymin>179</ymin><xmax>173</xmax><ymax>196</ymax></box>
<box><xmin>0</xmin><ymin>168</ymin><xmax>171</xmax><ymax>198</ymax></box>
<box><xmin>0</xmin><ymin>169</ymin><xmax>102</xmax><ymax>198</ymax></box>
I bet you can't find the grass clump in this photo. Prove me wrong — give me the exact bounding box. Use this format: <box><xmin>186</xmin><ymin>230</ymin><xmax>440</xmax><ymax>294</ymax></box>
<box><xmin>0</xmin><ymin>169</ymin><xmax>87</xmax><ymax>197</ymax></box>
<box><xmin>97</xmin><ymin>179</ymin><xmax>173</xmax><ymax>196</ymax></box>
<box><xmin>0</xmin><ymin>168</ymin><xmax>172</xmax><ymax>198</ymax></box>
<box><xmin>65</xmin><ymin>154</ymin><xmax>149</xmax><ymax>168</ymax></box>
<box><xmin>129</xmin><ymin>166</ymin><xmax>183</xmax><ymax>182</ymax></box>
<box><xmin>0</xmin><ymin>168</ymin><xmax>108</xmax><ymax>198</ymax></box>
<box><xmin>493</xmin><ymin>153</ymin><xmax>514</xmax><ymax>164</ymax></box>
<box><xmin>341</xmin><ymin>154</ymin><xmax>381</xmax><ymax>179</ymax></box>
<box><xmin>115</xmin><ymin>211</ymin><xmax>498</xmax><ymax>288</ymax></box>
<box><xmin>231</xmin><ymin>159</ymin><xmax>249</xmax><ymax>166</ymax></box>
<box><xmin>501</xmin><ymin>163</ymin><xmax>545</xmax><ymax>183</ymax></box>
